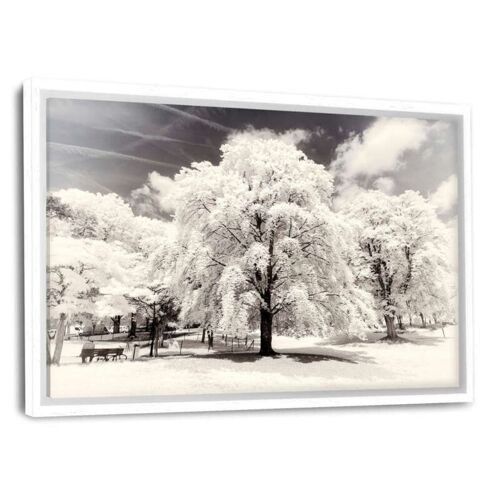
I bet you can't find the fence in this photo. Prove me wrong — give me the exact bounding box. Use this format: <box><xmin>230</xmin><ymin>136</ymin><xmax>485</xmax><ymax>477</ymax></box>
<box><xmin>117</xmin><ymin>330</ymin><xmax>260</xmax><ymax>360</ymax></box>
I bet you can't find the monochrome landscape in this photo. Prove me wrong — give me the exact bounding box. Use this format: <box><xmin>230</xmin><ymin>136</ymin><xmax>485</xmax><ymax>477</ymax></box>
<box><xmin>46</xmin><ymin>98</ymin><xmax>460</xmax><ymax>398</ymax></box>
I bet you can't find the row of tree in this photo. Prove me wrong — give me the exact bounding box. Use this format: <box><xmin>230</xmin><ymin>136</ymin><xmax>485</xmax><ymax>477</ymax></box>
<box><xmin>47</xmin><ymin>136</ymin><xmax>455</xmax><ymax>361</ymax></box>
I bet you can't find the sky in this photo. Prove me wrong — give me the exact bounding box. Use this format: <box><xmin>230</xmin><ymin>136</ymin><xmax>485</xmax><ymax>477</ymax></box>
<box><xmin>47</xmin><ymin>98</ymin><xmax>460</xmax><ymax>220</ymax></box>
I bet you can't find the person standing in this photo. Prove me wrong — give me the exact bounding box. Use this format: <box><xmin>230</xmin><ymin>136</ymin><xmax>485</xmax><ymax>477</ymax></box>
<box><xmin>208</xmin><ymin>326</ymin><xmax>214</xmax><ymax>351</ymax></box>
<box><xmin>129</xmin><ymin>313</ymin><xmax>137</xmax><ymax>339</ymax></box>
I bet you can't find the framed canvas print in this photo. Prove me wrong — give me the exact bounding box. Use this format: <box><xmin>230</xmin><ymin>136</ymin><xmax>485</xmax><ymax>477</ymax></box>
<box><xmin>24</xmin><ymin>78</ymin><xmax>473</xmax><ymax>417</ymax></box>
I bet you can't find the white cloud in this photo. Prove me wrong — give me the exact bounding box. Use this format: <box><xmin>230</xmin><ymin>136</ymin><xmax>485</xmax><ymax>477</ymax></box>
<box><xmin>227</xmin><ymin>126</ymin><xmax>313</xmax><ymax>146</ymax></box>
<box><xmin>331</xmin><ymin>117</ymin><xmax>442</xmax><ymax>179</ymax></box>
<box><xmin>130</xmin><ymin>171</ymin><xmax>179</xmax><ymax>218</ymax></box>
<box><xmin>332</xmin><ymin>183</ymin><xmax>368</xmax><ymax>211</ymax></box>
<box><xmin>429</xmin><ymin>174</ymin><xmax>458</xmax><ymax>214</ymax></box>
<box><xmin>373</xmin><ymin>176</ymin><xmax>395</xmax><ymax>194</ymax></box>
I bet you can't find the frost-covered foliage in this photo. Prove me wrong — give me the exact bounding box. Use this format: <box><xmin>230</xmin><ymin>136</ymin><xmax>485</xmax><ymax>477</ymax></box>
<box><xmin>341</xmin><ymin>189</ymin><xmax>452</xmax><ymax>337</ymax></box>
<box><xmin>404</xmin><ymin>242</ymin><xmax>454</xmax><ymax>324</ymax></box>
<box><xmin>47</xmin><ymin>190</ymin><xmax>176</xmax><ymax>325</ymax></box>
<box><xmin>173</xmin><ymin>136</ymin><xmax>372</xmax><ymax>351</ymax></box>
<box><xmin>48</xmin><ymin>236</ymin><xmax>140</xmax><ymax>318</ymax></box>
<box><xmin>52</xmin><ymin>189</ymin><xmax>176</xmax><ymax>255</ymax></box>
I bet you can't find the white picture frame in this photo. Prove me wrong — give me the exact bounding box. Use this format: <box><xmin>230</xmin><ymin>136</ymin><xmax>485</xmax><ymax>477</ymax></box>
<box><xmin>24</xmin><ymin>78</ymin><xmax>473</xmax><ymax>417</ymax></box>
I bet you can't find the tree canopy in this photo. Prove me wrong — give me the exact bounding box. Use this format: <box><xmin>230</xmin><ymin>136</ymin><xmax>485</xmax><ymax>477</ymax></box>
<box><xmin>174</xmin><ymin>137</ymin><xmax>377</xmax><ymax>353</ymax></box>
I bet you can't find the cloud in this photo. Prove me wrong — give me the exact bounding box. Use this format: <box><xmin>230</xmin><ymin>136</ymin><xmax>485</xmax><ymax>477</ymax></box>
<box><xmin>331</xmin><ymin>117</ymin><xmax>442</xmax><ymax>179</ymax></box>
<box><xmin>227</xmin><ymin>126</ymin><xmax>314</xmax><ymax>147</ymax></box>
<box><xmin>429</xmin><ymin>174</ymin><xmax>458</xmax><ymax>214</ymax></box>
<box><xmin>372</xmin><ymin>176</ymin><xmax>395</xmax><ymax>194</ymax></box>
<box><xmin>332</xmin><ymin>183</ymin><xmax>369</xmax><ymax>211</ymax></box>
<box><xmin>130</xmin><ymin>171</ymin><xmax>179</xmax><ymax>218</ymax></box>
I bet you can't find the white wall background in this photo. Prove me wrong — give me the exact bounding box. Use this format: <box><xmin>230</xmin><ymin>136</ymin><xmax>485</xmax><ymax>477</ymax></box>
<box><xmin>2</xmin><ymin>1</ymin><xmax>498</xmax><ymax>498</ymax></box>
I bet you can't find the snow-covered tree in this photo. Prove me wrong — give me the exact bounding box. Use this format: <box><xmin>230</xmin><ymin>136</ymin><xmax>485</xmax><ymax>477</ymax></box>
<box><xmin>404</xmin><ymin>245</ymin><xmax>454</xmax><ymax>327</ymax></box>
<box><xmin>342</xmin><ymin>189</ymin><xmax>451</xmax><ymax>341</ymax></box>
<box><xmin>54</xmin><ymin>189</ymin><xmax>176</xmax><ymax>253</ymax></box>
<box><xmin>126</xmin><ymin>283</ymin><xmax>179</xmax><ymax>356</ymax></box>
<box><xmin>47</xmin><ymin>233</ymin><xmax>141</xmax><ymax>362</ymax></box>
<box><xmin>126</xmin><ymin>242</ymin><xmax>179</xmax><ymax>356</ymax></box>
<box><xmin>46</xmin><ymin>190</ymin><xmax>176</xmax><ymax>362</ymax></box>
<box><xmin>173</xmin><ymin>136</ymin><xmax>369</xmax><ymax>355</ymax></box>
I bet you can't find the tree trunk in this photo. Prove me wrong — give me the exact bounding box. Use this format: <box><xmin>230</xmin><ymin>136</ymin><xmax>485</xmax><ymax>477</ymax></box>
<box><xmin>46</xmin><ymin>332</ymin><xmax>52</xmax><ymax>366</ymax></box>
<box><xmin>112</xmin><ymin>315</ymin><xmax>121</xmax><ymax>335</ymax></box>
<box><xmin>259</xmin><ymin>232</ymin><xmax>277</xmax><ymax>356</ymax></box>
<box><xmin>156</xmin><ymin>318</ymin><xmax>166</xmax><ymax>353</ymax></box>
<box><xmin>149</xmin><ymin>306</ymin><xmax>157</xmax><ymax>357</ymax></box>
<box><xmin>52</xmin><ymin>313</ymin><xmax>67</xmax><ymax>365</ymax></box>
<box><xmin>201</xmin><ymin>326</ymin><xmax>206</xmax><ymax>343</ymax></box>
<box><xmin>383</xmin><ymin>314</ymin><xmax>399</xmax><ymax>341</ymax></box>
<box><xmin>397</xmin><ymin>315</ymin><xmax>404</xmax><ymax>330</ymax></box>
<box><xmin>259</xmin><ymin>308</ymin><xmax>276</xmax><ymax>356</ymax></box>
<box><xmin>149</xmin><ymin>323</ymin><xmax>156</xmax><ymax>357</ymax></box>
<box><xmin>153</xmin><ymin>331</ymin><xmax>159</xmax><ymax>357</ymax></box>
<box><xmin>129</xmin><ymin>314</ymin><xmax>136</xmax><ymax>337</ymax></box>
<box><xmin>420</xmin><ymin>313</ymin><xmax>426</xmax><ymax>328</ymax></box>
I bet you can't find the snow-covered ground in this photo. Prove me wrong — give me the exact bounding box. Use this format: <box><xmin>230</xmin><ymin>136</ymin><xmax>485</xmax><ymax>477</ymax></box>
<box><xmin>48</xmin><ymin>325</ymin><xmax>459</xmax><ymax>398</ymax></box>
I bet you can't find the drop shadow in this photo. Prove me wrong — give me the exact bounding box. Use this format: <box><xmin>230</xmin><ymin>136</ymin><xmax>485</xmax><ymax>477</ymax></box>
<box><xmin>15</xmin><ymin>85</ymin><xmax>25</xmax><ymax>414</ymax></box>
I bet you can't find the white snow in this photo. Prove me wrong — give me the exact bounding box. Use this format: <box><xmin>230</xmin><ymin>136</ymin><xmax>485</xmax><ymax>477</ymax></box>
<box><xmin>48</xmin><ymin>325</ymin><xmax>459</xmax><ymax>399</ymax></box>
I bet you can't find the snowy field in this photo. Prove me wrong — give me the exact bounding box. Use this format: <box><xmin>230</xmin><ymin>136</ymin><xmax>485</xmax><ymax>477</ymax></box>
<box><xmin>48</xmin><ymin>325</ymin><xmax>459</xmax><ymax>399</ymax></box>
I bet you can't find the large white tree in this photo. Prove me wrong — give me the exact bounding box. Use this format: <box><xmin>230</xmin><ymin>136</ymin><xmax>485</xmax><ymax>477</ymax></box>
<box><xmin>173</xmin><ymin>136</ymin><xmax>371</xmax><ymax>355</ymax></box>
<box><xmin>342</xmin><ymin>189</ymin><xmax>451</xmax><ymax>341</ymax></box>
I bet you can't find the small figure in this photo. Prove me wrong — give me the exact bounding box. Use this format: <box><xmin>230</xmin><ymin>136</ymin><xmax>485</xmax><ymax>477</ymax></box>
<box><xmin>208</xmin><ymin>327</ymin><xmax>214</xmax><ymax>350</ymax></box>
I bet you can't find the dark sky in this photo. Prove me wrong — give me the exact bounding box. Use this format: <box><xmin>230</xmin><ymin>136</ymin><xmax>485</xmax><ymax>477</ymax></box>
<box><xmin>46</xmin><ymin>98</ymin><xmax>459</xmax><ymax>218</ymax></box>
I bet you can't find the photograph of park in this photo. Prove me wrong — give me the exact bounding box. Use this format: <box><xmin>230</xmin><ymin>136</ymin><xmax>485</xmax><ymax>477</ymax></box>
<box><xmin>45</xmin><ymin>97</ymin><xmax>461</xmax><ymax>398</ymax></box>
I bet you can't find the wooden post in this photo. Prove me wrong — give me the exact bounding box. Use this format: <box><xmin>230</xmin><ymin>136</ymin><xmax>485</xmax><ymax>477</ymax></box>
<box><xmin>52</xmin><ymin>313</ymin><xmax>67</xmax><ymax>365</ymax></box>
<box><xmin>132</xmin><ymin>344</ymin><xmax>140</xmax><ymax>361</ymax></box>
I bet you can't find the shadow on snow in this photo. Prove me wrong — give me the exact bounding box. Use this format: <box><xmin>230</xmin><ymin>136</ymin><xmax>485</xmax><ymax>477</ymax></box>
<box><xmin>153</xmin><ymin>350</ymin><xmax>360</xmax><ymax>364</ymax></box>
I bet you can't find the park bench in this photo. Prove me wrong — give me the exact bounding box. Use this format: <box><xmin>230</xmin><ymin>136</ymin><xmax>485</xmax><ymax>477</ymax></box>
<box><xmin>80</xmin><ymin>344</ymin><xmax>127</xmax><ymax>363</ymax></box>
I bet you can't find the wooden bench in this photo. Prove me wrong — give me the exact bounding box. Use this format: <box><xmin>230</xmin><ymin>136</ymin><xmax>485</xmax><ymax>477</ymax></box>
<box><xmin>80</xmin><ymin>344</ymin><xmax>127</xmax><ymax>363</ymax></box>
